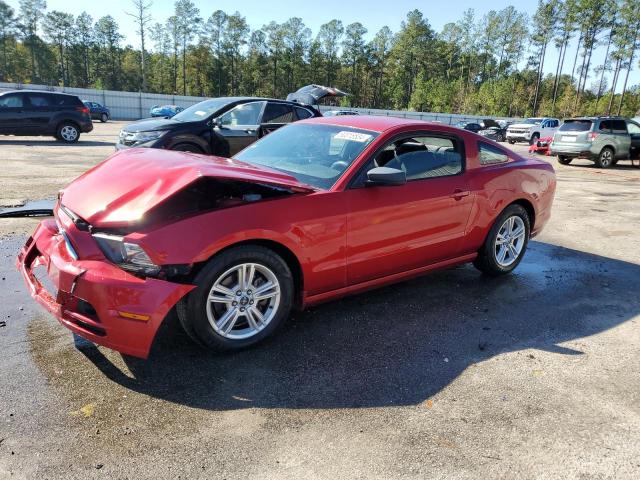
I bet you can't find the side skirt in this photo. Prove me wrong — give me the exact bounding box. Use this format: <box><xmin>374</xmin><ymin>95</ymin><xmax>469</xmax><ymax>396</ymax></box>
<box><xmin>302</xmin><ymin>253</ymin><xmax>477</xmax><ymax>308</ymax></box>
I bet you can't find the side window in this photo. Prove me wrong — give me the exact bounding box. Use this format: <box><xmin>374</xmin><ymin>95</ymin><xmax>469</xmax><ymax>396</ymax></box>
<box><xmin>478</xmin><ymin>142</ymin><xmax>509</xmax><ymax>165</ymax></box>
<box><xmin>610</xmin><ymin>120</ymin><xmax>628</xmax><ymax>134</ymax></box>
<box><xmin>0</xmin><ymin>95</ymin><xmax>23</xmax><ymax>108</ymax></box>
<box><xmin>599</xmin><ymin>120</ymin><xmax>612</xmax><ymax>132</ymax></box>
<box><xmin>27</xmin><ymin>94</ymin><xmax>51</xmax><ymax>107</ymax></box>
<box><xmin>627</xmin><ymin>122</ymin><xmax>640</xmax><ymax>134</ymax></box>
<box><xmin>376</xmin><ymin>134</ymin><xmax>463</xmax><ymax>181</ymax></box>
<box><xmin>262</xmin><ymin>103</ymin><xmax>294</xmax><ymax>124</ymax></box>
<box><xmin>219</xmin><ymin>102</ymin><xmax>264</xmax><ymax>126</ymax></box>
<box><xmin>295</xmin><ymin>106</ymin><xmax>314</xmax><ymax>120</ymax></box>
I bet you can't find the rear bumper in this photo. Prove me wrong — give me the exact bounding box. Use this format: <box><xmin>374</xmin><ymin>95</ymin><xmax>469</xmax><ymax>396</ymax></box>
<box><xmin>550</xmin><ymin>143</ymin><xmax>594</xmax><ymax>159</ymax></box>
<box><xmin>17</xmin><ymin>220</ymin><xmax>194</xmax><ymax>358</ymax></box>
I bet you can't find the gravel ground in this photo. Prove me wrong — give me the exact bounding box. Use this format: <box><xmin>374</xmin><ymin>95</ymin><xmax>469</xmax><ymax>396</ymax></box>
<box><xmin>1</xmin><ymin>122</ymin><xmax>639</xmax><ymax>479</ymax></box>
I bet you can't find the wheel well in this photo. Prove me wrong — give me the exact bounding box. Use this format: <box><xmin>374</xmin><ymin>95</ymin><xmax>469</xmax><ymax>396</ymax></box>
<box><xmin>510</xmin><ymin>199</ymin><xmax>535</xmax><ymax>230</ymax></box>
<box><xmin>601</xmin><ymin>145</ymin><xmax>615</xmax><ymax>154</ymax></box>
<box><xmin>197</xmin><ymin>239</ymin><xmax>304</xmax><ymax>309</ymax></box>
<box><xmin>56</xmin><ymin>119</ymin><xmax>79</xmax><ymax>131</ymax></box>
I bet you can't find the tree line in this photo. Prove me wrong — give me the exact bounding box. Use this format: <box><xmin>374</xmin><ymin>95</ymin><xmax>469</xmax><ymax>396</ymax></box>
<box><xmin>1</xmin><ymin>0</ymin><xmax>639</xmax><ymax>118</ymax></box>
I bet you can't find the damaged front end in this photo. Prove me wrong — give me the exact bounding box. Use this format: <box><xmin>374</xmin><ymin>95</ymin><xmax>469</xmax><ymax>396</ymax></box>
<box><xmin>17</xmin><ymin>148</ymin><xmax>315</xmax><ymax>358</ymax></box>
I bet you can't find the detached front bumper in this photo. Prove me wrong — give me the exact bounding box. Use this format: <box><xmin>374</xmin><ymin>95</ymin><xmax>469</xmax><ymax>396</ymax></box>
<box><xmin>17</xmin><ymin>220</ymin><xmax>194</xmax><ymax>358</ymax></box>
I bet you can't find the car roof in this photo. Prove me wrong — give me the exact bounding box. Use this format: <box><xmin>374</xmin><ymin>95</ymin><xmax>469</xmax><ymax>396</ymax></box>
<box><xmin>0</xmin><ymin>89</ymin><xmax>78</xmax><ymax>97</ymax></box>
<box><xmin>302</xmin><ymin>115</ymin><xmax>437</xmax><ymax>132</ymax></box>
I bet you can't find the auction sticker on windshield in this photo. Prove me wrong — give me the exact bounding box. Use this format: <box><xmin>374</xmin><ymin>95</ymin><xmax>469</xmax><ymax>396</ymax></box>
<box><xmin>334</xmin><ymin>131</ymin><xmax>373</xmax><ymax>142</ymax></box>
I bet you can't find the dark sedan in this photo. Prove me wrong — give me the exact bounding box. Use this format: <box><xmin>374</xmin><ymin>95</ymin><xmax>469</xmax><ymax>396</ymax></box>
<box><xmin>117</xmin><ymin>86</ymin><xmax>346</xmax><ymax>156</ymax></box>
<box><xmin>83</xmin><ymin>101</ymin><xmax>111</xmax><ymax>123</ymax></box>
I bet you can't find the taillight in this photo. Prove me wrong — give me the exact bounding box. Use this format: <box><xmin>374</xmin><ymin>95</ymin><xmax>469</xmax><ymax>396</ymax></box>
<box><xmin>588</xmin><ymin>132</ymin><xmax>598</xmax><ymax>141</ymax></box>
<box><xmin>76</xmin><ymin>106</ymin><xmax>90</xmax><ymax>115</ymax></box>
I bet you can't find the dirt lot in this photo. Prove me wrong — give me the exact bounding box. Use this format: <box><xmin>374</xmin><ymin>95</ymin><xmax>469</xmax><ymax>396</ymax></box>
<box><xmin>1</xmin><ymin>122</ymin><xmax>639</xmax><ymax>479</ymax></box>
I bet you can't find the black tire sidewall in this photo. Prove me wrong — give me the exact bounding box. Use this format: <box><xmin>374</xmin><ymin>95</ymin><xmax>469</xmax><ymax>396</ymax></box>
<box><xmin>101</xmin><ymin>114</ymin><xmax>108</xmax><ymax>123</ymax></box>
<box><xmin>476</xmin><ymin>204</ymin><xmax>530</xmax><ymax>276</ymax></box>
<box><xmin>530</xmin><ymin>133</ymin><xmax>539</xmax><ymax>145</ymax></box>
<box><xmin>558</xmin><ymin>156</ymin><xmax>572</xmax><ymax>165</ymax></box>
<box><xmin>172</xmin><ymin>143</ymin><xmax>203</xmax><ymax>153</ymax></box>
<box><xmin>184</xmin><ymin>246</ymin><xmax>294</xmax><ymax>350</ymax></box>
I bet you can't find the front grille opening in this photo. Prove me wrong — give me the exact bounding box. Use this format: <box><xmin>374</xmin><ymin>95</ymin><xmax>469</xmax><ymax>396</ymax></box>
<box><xmin>72</xmin><ymin>318</ymin><xmax>106</xmax><ymax>337</ymax></box>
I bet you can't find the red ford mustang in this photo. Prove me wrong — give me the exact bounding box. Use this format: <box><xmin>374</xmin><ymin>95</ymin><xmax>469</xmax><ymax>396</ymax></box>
<box><xmin>18</xmin><ymin>116</ymin><xmax>556</xmax><ymax>358</ymax></box>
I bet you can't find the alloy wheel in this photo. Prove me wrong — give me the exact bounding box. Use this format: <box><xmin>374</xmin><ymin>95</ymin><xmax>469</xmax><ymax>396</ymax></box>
<box><xmin>60</xmin><ymin>125</ymin><xmax>78</xmax><ymax>142</ymax></box>
<box><xmin>206</xmin><ymin>263</ymin><xmax>281</xmax><ymax>340</ymax></box>
<box><xmin>494</xmin><ymin>215</ymin><xmax>526</xmax><ymax>267</ymax></box>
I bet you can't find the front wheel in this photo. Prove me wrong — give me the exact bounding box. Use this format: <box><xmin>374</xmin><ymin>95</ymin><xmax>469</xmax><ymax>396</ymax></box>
<box><xmin>474</xmin><ymin>204</ymin><xmax>530</xmax><ymax>276</ymax></box>
<box><xmin>558</xmin><ymin>156</ymin><xmax>572</xmax><ymax>165</ymax></box>
<box><xmin>529</xmin><ymin>133</ymin><xmax>540</xmax><ymax>146</ymax></box>
<box><xmin>100</xmin><ymin>113</ymin><xmax>108</xmax><ymax>123</ymax></box>
<box><xmin>596</xmin><ymin>147</ymin><xmax>614</xmax><ymax>168</ymax></box>
<box><xmin>177</xmin><ymin>245</ymin><xmax>294</xmax><ymax>351</ymax></box>
<box><xmin>508</xmin><ymin>139</ymin><xmax>516</xmax><ymax>145</ymax></box>
<box><xmin>172</xmin><ymin>143</ymin><xmax>203</xmax><ymax>153</ymax></box>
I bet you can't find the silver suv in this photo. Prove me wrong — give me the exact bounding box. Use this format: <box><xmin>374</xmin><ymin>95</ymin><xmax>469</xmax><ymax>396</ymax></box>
<box><xmin>551</xmin><ymin>117</ymin><xmax>640</xmax><ymax>168</ymax></box>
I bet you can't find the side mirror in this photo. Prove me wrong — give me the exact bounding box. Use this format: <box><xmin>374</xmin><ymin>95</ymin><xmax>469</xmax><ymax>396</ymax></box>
<box><xmin>366</xmin><ymin>167</ymin><xmax>406</xmax><ymax>187</ymax></box>
<box><xmin>211</xmin><ymin>117</ymin><xmax>222</xmax><ymax>128</ymax></box>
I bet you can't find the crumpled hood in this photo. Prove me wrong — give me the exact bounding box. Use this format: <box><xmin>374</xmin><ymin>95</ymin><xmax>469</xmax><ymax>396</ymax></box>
<box><xmin>60</xmin><ymin>148</ymin><xmax>315</xmax><ymax>228</ymax></box>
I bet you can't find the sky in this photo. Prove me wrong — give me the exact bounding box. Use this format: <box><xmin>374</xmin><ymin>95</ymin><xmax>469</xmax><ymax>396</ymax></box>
<box><xmin>6</xmin><ymin>0</ymin><xmax>639</xmax><ymax>91</ymax></box>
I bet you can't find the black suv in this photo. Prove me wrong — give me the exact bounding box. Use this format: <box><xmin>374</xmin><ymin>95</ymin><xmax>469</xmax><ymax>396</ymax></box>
<box><xmin>116</xmin><ymin>85</ymin><xmax>347</xmax><ymax>156</ymax></box>
<box><xmin>0</xmin><ymin>90</ymin><xmax>93</xmax><ymax>143</ymax></box>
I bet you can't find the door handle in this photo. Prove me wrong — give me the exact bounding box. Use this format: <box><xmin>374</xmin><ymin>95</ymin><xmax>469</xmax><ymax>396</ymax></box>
<box><xmin>451</xmin><ymin>189</ymin><xmax>470</xmax><ymax>200</ymax></box>
<box><xmin>244</xmin><ymin>128</ymin><xmax>256</xmax><ymax>134</ymax></box>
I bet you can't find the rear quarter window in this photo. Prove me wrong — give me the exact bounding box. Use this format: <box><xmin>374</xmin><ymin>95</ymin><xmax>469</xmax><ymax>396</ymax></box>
<box><xmin>478</xmin><ymin>142</ymin><xmax>509</xmax><ymax>165</ymax></box>
<box><xmin>559</xmin><ymin>120</ymin><xmax>592</xmax><ymax>132</ymax></box>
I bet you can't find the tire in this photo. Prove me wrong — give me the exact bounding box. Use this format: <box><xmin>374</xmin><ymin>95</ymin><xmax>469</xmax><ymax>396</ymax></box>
<box><xmin>558</xmin><ymin>156</ymin><xmax>572</xmax><ymax>165</ymax></box>
<box><xmin>55</xmin><ymin>122</ymin><xmax>80</xmax><ymax>143</ymax></box>
<box><xmin>100</xmin><ymin>113</ymin><xmax>108</xmax><ymax>123</ymax></box>
<box><xmin>172</xmin><ymin>143</ymin><xmax>203</xmax><ymax>153</ymax></box>
<box><xmin>473</xmin><ymin>204</ymin><xmax>530</xmax><ymax>276</ymax></box>
<box><xmin>595</xmin><ymin>147</ymin><xmax>614</xmax><ymax>168</ymax></box>
<box><xmin>529</xmin><ymin>133</ymin><xmax>540</xmax><ymax>146</ymax></box>
<box><xmin>177</xmin><ymin>245</ymin><xmax>294</xmax><ymax>351</ymax></box>
<box><xmin>508</xmin><ymin>139</ymin><xmax>516</xmax><ymax>145</ymax></box>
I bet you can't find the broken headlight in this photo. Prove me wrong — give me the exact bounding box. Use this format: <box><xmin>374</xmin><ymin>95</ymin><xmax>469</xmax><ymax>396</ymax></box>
<box><xmin>92</xmin><ymin>233</ymin><xmax>161</xmax><ymax>276</ymax></box>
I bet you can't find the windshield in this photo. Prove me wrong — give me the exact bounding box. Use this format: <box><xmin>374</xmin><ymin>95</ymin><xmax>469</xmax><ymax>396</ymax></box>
<box><xmin>559</xmin><ymin>120</ymin><xmax>592</xmax><ymax>132</ymax></box>
<box><xmin>523</xmin><ymin>118</ymin><xmax>543</xmax><ymax>125</ymax></box>
<box><xmin>173</xmin><ymin>98</ymin><xmax>233</xmax><ymax>122</ymax></box>
<box><xmin>234</xmin><ymin>123</ymin><xmax>378</xmax><ymax>189</ymax></box>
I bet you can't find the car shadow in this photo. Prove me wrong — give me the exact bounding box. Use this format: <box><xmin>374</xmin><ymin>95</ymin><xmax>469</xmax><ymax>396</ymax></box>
<box><xmin>0</xmin><ymin>139</ymin><xmax>115</xmax><ymax>147</ymax></box>
<box><xmin>78</xmin><ymin>241</ymin><xmax>640</xmax><ymax>410</ymax></box>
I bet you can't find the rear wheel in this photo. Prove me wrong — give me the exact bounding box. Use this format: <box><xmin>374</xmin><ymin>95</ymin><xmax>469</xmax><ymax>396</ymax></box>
<box><xmin>596</xmin><ymin>147</ymin><xmax>614</xmax><ymax>168</ymax></box>
<box><xmin>558</xmin><ymin>156</ymin><xmax>572</xmax><ymax>165</ymax></box>
<box><xmin>172</xmin><ymin>143</ymin><xmax>203</xmax><ymax>153</ymax></box>
<box><xmin>474</xmin><ymin>204</ymin><xmax>530</xmax><ymax>276</ymax></box>
<box><xmin>177</xmin><ymin>245</ymin><xmax>294</xmax><ymax>351</ymax></box>
<box><xmin>508</xmin><ymin>139</ymin><xmax>516</xmax><ymax>145</ymax></box>
<box><xmin>55</xmin><ymin>122</ymin><xmax>80</xmax><ymax>143</ymax></box>
<box><xmin>100</xmin><ymin>113</ymin><xmax>108</xmax><ymax>123</ymax></box>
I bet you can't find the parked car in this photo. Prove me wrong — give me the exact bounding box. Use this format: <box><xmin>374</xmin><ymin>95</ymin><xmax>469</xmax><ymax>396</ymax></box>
<box><xmin>83</xmin><ymin>101</ymin><xmax>110</xmax><ymax>122</ymax></box>
<box><xmin>117</xmin><ymin>87</ymin><xmax>343</xmax><ymax>156</ymax></box>
<box><xmin>0</xmin><ymin>90</ymin><xmax>93</xmax><ymax>143</ymax></box>
<box><xmin>506</xmin><ymin>118</ymin><xmax>560</xmax><ymax>145</ymax></box>
<box><xmin>478</xmin><ymin>119</ymin><xmax>510</xmax><ymax>142</ymax></box>
<box><xmin>456</xmin><ymin>121</ymin><xmax>483</xmax><ymax>133</ymax></box>
<box><xmin>323</xmin><ymin>110</ymin><xmax>360</xmax><ymax>116</ymax></box>
<box><xmin>550</xmin><ymin>117</ymin><xmax>640</xmax><ymax>168</ymax></box>
<box><xmin>18</xmin><ymin>115</ymin><xmax>556</xmax><ymax>358</ymax></box>
<box><xmin>149</xmin><ymin>105</ymin><xmax>184</xmax><ymax>118</ymax></box>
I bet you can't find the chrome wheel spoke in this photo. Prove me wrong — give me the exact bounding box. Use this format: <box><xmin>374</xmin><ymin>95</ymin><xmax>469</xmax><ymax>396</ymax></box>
<box><xmin>245</xmin><ymin>264</ymin><xmax>255</xmax><ymax>289</ymax></box>
<box><xmin>245</xmin><ymin>308</ymin><xmax>260</xmax><ymax>331</ymax></box>
<box><xmin>217</xmin><ymin>307</ymin><xmax>239</xmax><ymax>333</ymax></box>
<box><xmin>250</xmin><ymin>307</ymin><xmax>266</xmax><ymax>326</ymax></box>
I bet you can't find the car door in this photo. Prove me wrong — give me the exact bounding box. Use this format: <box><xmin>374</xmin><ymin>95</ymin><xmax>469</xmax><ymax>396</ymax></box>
<box><xmin>627</xmin><ymin>121</ymin><xmax>640</xmax><ymax>158</ymax></box>
<box><xmin>344</xmin><ymin>131</ymin><xmax>474</xmax><ymax>285</ymax></box>
<box><xmin>23</xmin><ymin>93</ymin><xmax>55</xmax><ymax>132</ymax></box>
<box><xmin>259</xmin><ymin>102</ymin><xmax>296</xmax><ymax>136</ymax></box>
<box><xmin>0</xmin><ymin>93</ymin><xmax>26</xmax><ymax>133</ymax></box>
<box><xmin>609</xmin><ymin>119</ymin><xmax>630</xmax><ymax>159</ymax></box>
<box><xmin>214</xmin><ymin>101</ymin><xmax>265</xmax><ymax>156</ymax></box>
